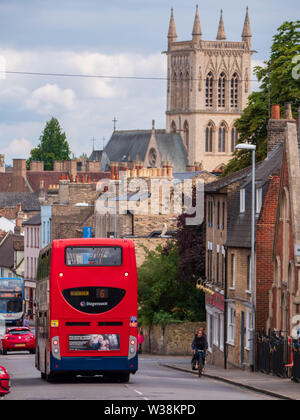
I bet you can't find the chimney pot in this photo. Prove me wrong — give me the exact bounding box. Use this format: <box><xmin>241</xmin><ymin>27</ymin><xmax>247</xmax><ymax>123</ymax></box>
<box><xmin>271</xmin><ymin>104</ymin><xmax>280</xmax><ymax>120</ymax></box>
<box><xmin>284</xmin><ymin>102</ymin><xmax>293</xmax><ymax>120</ymax></box>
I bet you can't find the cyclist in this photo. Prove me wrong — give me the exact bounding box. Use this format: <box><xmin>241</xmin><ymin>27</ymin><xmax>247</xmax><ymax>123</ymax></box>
<box><xmin>192</xmin><ymin>328</ymin><xmax>208</xmax><ymax>371</ymax></box>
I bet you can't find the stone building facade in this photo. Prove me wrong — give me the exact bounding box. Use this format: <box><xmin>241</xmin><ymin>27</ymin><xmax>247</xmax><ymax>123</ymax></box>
<box><xmin>164</xmin><ymin>6</ymin><xmax>253</xmax><ymax>172</ymax></box>
<box><xmin>204</xmin><ymin>165</ymin><xmax>252</xmax><ymax>367</ymax></box>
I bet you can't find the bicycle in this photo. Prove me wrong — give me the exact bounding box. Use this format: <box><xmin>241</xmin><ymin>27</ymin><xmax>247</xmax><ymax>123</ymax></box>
<box><xmin>194</xmin><ymin>349</ymin><xmax>206</xmax><ymax>377</ymax></box>
<box><xmin>198</xmin><ymin>350</ymin><xmax>206</xmax><ymax>377</ymax></box>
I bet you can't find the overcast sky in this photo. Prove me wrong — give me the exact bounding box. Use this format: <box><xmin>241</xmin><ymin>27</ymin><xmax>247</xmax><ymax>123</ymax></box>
<box><xmin>0</xmin><ymin>0</ymin><xmax>298</xmax><ymax>164</ymax></box>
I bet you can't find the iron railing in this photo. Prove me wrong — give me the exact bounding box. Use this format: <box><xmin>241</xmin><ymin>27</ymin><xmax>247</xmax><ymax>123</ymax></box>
<box><xmin>291</xmin><ymin>339</ymin><xmax>300</xmax><ymax>383</ymax></box>
<box><xmin>257</xmin><ymin>331</ymin><xmax>290</xmax><ymax>378</ymax></box>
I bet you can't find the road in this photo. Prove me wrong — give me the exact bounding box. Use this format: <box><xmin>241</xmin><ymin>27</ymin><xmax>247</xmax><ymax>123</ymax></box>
<box><xmin>0</xmin><ymin>352</ymin><xmax>276</xmax><ymax>400</ymax></box>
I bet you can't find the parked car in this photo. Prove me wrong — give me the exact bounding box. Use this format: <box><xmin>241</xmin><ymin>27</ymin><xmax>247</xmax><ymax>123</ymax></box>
<box><xmin>0</xmin><ymin>366</ymin><xmax>10</xmax><ymax>397</ymax></box>
<box><xmin>0</xmin><ymin>327</ymin><xmax>36</xmax><ymax>355</ymax></box>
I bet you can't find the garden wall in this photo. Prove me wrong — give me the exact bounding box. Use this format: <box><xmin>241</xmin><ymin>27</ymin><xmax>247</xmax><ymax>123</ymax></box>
<box><xmin>142</xmin><ymin>322</ymin><xmax>206</xmax><ymax>355</ymax></box>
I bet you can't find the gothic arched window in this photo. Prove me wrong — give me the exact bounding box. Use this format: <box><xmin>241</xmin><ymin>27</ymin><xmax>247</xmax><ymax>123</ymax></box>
<box><xmin>170</xmin><ymin>121</ymin><xmax>177</xmax><ymax>133</ymax></box>
<box><xmin>183</xmin><ymin>120</ymin><xmax>189</xmax><ymax>151</ymax></box>
<box><xmin>206</xmin><ymin>72</ymin><xmax>213</xmax><ymax>107</ymax></box>
<box><xmin>218</xmin><ymin>122</ymin><xmax>227</xmax><ymax>153</ymax></box>
<box><xmin>231</xmin><ymin>127</ymin><xmax>238</xmax><ymax>152</ymax></box>
<box><xmin>205</xmin><ymin>122</ymin><xmax>213</xmax><ymax>153</ymax></box>
<box><xmin>218</xmin><ymin>72</ymin><xmax>226</xmax><ymax>108</ymax></box>
<box><xmin>172</xmin><ymin>72</ymin><xmax>177</xmax><ymax>109</ymax></box>
<box><xmin>179</xmin><ymin>72</ymin><xmax>184</xmax><ymax>109</ymax></box>
<box><xmin>231</xmin><ymin>73</ymin><xmax>239</xmax><ymax>108</ymax></box>
<box><xmin>183</xmin><ymin>72</ymin><xmax>189</xmax><ymax>109</ymax></box>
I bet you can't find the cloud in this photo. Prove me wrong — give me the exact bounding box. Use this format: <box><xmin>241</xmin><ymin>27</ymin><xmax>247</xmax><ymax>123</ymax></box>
<box><xmin>4</xmin><ymin>137</ymin><xmax>33</xmax><ymax>157</ymax></box>
<box><xmin>25</xmin><ymin>83</ymin><xmax>76</xmax><ymax>114</ymax></box>
<box><xmin>0</xmin><ymin>47</ymin><xmax>167</xmax><ymax>163</ymax></box>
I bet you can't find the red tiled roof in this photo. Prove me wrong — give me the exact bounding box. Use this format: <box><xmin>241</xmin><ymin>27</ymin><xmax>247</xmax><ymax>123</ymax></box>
<box><xmin>0</xmin><ymin>171</ymin><xmax>111</xmax><ymax>193</ymax></box>
<box><xmin>26</xmin><ymin>171</ymin><xmax>63</xmax><ymax>192</ymax></box>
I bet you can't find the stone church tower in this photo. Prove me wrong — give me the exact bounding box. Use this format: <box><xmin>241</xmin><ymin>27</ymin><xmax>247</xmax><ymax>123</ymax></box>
<box><xmin>164</xmin><ymin>6</ymin><xmax>253</xmax><ymax>172</ymax></box>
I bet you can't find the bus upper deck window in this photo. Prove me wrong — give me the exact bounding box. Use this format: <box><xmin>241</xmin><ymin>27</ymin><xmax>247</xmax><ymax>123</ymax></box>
<box><xmin>65</xmin><ymin>247</ymin><xmax>122</xmax><ymax>267</ymax></box>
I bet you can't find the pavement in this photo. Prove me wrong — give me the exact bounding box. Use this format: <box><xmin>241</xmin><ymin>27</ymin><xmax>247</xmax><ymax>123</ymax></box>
<box><xmin>155</xmin><ymin>355</ymin><xmax>300</xmax><ymax>400</ymax></box>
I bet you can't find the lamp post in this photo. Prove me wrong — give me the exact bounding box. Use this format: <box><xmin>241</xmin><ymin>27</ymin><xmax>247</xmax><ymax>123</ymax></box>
<box><xmin>236</xmin><ymin>142</ymin><xmax>256</xmax><ymax>372</ymax></box>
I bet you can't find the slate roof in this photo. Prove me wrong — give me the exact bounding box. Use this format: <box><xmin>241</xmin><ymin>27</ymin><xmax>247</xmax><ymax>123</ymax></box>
<box><xmin>205</xmin><ymin>165</ymin><xmax>254</xmax><ymax>193</ymax></box>
<box><xmin>105</xmin><ymin>130</ymin><xmax>151</xmax><ymax>163</ymax></box>
<box><xmin>88</xmin><ymin>150</ymin><xmax>110</xmax><ymax>171</ymax></box>
<box><xmin>89</xmin><ymin>150</ymin><xmax>104</xmax><ymax>161</ymax></box>
<box><xmin>155</xmin><ymin>130</ymin><xmax>188</xmax><ymax>172</ymax></box>
<box><xmin>0</xmin><ymin>232</ymin><xmax>23</xmax><ymax>268</ymax></box>
<box><xmin>23</xmin><ymin>213</ymin><xmax>41</xmax><ymax>226</ymax></box>
<box><xmin>0</xmin><ymin>192</ymin><xmax>41</xmax><ymax>212</ymax></box>
<box><xmin>104</xmin><ymin>129</ymin><xmax>188</xmax><ymax>173</ymax></box>
<box><xmin>226</xmin><ymin>144</ymin><xmax>283</xmax><ymax>249</ymax></box>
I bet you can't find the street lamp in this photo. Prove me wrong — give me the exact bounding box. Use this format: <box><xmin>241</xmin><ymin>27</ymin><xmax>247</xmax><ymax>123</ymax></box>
<box><xmin>236</xmin><ymin>142</ymin><xmax>256</xmax><ymax>372</ymax></box>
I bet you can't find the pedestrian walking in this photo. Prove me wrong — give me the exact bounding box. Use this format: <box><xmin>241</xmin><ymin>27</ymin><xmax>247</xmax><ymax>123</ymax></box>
<box><xmin>23</xmin><ymin>315</ymin><xmax>30</xmax><ymax>328</ymax></box>
<box><xmin>138</xmin><ymin>329</ymin><xmax>145</xmax><ymax>354</ymax></box>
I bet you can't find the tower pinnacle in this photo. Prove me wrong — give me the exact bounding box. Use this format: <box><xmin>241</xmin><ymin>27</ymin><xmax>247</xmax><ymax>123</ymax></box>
<box><xmin>168</xmin><ymin>8</ymin><xmax>177</xmax><ymax>47</ymax></box>
<box><xmin>192</xmin><ymin>5</ymin><xmax>202</xmax><ymax>43</ymax></box>
<box><xmin>242</xmin><ymin>6</ymin><xmax>252</xmax><ymax>48</ymax></box>
<box><xmin>216</xmin><ymin>9</ymin><xmax>226</xmax><ymax>40</ymax></box>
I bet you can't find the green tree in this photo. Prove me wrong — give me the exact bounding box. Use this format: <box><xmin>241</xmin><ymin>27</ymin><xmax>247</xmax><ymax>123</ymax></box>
<box><xmin>223</xmin><ymin>20</ymin><xmax>300</xmax><ymax>176</ymax></box>
<box><xmin>138</xmin><ymin>243</ymin><xmax>205</xmax><ymax>327</ymax></box>
<box><xmin>27</xmin><ymin>117</ymin><xmax>71</xmax><ymax>170</ymax></box>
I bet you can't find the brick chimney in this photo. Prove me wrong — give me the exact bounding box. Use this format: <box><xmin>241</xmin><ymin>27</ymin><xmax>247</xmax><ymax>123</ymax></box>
<box><xmin>13</xmin><ymin>159</ymin><xmax>26</xmax><ymax>178</ymax></box>
<box><xmin>15</xmin><ymin>203</ymin><xmax>25</xmax><ymax>234</ymax></box>
<box><xmin>0</xmin><ymin>154</ymin><xmax>5</xmax><ymax>173</ymax></box>
<box><xmin>267</xmin><ymin>103</ymin><xmax>296</xmax><ymax>154</ymax></box>
<box><xmin>30</xmin><ymin>161</ymin><xmax>44</xmax><ymax>171</ymax></box>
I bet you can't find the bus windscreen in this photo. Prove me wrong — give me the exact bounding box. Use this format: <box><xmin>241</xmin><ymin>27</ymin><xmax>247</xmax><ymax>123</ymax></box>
<box><xmin>0</xmin><ymin>298</ymin><xmax>22</xmax><ymax>313</ymax></box>
<box><xmin>65</xmin><ymin>247</ymin><xmax>122</xmax><ymax>266</ymax></box>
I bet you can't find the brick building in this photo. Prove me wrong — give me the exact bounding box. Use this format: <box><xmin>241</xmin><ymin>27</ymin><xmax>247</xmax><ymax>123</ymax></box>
<box><xmin>267</xmin><ymin>118</ymin><xmax>300</xmax><ymax>335</ymax></box>
<box><xmin>224</xmin><ymin>104</ymin><xmax>296</xmax><ymax>369</ymax></box>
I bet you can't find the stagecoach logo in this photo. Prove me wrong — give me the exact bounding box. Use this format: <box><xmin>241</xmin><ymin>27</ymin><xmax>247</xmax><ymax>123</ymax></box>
<box><xmin>80</xmin><ymin>301</ymin><xmax>108</xmax><ymax>308</ymax></box>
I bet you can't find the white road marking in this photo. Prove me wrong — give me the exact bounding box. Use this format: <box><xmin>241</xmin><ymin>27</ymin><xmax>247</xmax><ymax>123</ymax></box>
<box><xmin>126</xmin><ymin>385</ymin><xmax>149</xmax><ymax>400</ymax></box>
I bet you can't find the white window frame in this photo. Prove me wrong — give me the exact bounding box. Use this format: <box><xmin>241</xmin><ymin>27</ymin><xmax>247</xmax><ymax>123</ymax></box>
<box><xmin>240</xmin><ymin>189</ymin><xmax>245</xmax><ymax>213</ymax></box>
<box><xmin>213</xmin><ymin>315</ymin><xmax>219</xmax><ymax>347</ymax></box>
<box><xmin>246</xmin><ymin>255</ymin><xmax>252</xmax><ymax>294</ymax></box>
<box><xmin>220</xmin><ymin>314</ymin><xmax>224</xmax><ymax>351</ymax></box>
<box><xmin>256</xmin><ymin>188</ymin><xmax>262</xmax><ymax>214</ymax></box>
<box><xmin>227</xmin><ymin>305</ymin><xmax>235</xmax><ymax>345</ymax></box>
<box><xmin>246</xmin><ymin>310</ymin><xmax>254</xmax><ymax>350</ymax></box>
<box><xmin>206</xmin><ymin>312</ymin><xmax>213</xmax><ymax>353</ymax></box>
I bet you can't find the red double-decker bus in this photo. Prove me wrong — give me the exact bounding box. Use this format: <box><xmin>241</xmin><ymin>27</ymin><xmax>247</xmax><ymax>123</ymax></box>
<box><xmin>35</xmin><ymin>238</ymin><xmax>138</xmax><ymax>382</ymax></box>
